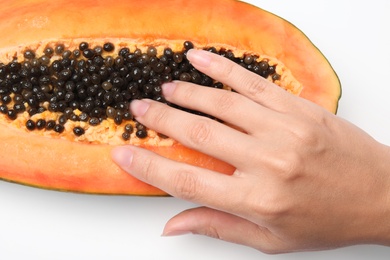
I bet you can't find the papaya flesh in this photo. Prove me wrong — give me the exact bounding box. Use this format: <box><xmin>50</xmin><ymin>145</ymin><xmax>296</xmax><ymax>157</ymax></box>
<box><xmin>0</xmin><ymin>0</ymin><xmax>341</xmax><ymax>195</ymax></box>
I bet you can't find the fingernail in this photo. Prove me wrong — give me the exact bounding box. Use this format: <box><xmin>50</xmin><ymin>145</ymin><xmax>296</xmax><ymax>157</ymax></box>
<box><xmin>130</xmin><ymin>99</ymin><xmax>150</xmax><ymax>117</ymax></box>
<box><xmin>162</xmin><ymin>230</ymin><xmax>192</xmax><ymax>237</ymax></box>
<box><xmin>111</xmin><ymin>146</ymin><xmax>133</xmax><ymax>169</ymax></box>
<box><xmin>187</xmin><ymin>49</ymin><xmax>211</xmax><ymax>68</ymax></box>
<box><xmin>161</xmin><ymin>82</ymin><xmax>176</xmax><ymax>97</ymax></box>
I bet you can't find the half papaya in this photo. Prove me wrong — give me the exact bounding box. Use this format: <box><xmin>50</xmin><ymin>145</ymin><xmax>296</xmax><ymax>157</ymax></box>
<box><xmin>0</xmin><ymin>0</ymin><xmax>341</xmax><ymax>195</ymax></box>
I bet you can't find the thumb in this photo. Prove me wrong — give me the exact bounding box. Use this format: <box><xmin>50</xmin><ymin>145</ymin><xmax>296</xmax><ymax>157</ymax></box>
<box><xmin>162</xmin><ymin>207</ymin><xmax>275</xmax><ymax>251</ymax></box>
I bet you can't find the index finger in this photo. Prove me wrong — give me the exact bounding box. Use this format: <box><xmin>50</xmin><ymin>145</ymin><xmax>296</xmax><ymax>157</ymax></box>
<box><xmin>186</xmin><ymin>49</ymin><xmax>299</xmax><ymax>112</ymax></box>
<box><xmin>111</xmin><ymin>145</ymin><xmax>250</xmax><ymax>214</ymax></box>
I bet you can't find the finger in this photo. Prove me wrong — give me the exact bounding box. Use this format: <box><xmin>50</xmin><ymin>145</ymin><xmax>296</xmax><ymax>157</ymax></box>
<box><xmin>162</xmin><ymin>81</ymin><xmax>282</xmax><ymax>135</ymax></box>
<box><xmin>130</xmin><ymin>99</ymin><xmax>259</xmax><ymax>170</ymax></box>
<box><xmin>162</xmin><ymin>207</ymin><xmax>285</xmax><ymax>254</ymax></box>
<box><xmin>186</xmin><ymin>49</ymin><xmax>299</xmax><ymax>112</ymax></box>
<box><xmin>111</xmin><ymin>146</ymin><xmax>246</xmax><ymax>212</ymax></box>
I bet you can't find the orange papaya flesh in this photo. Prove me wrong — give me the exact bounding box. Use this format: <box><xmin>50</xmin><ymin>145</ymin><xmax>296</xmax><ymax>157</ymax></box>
<box><xmin>0</xmin><ymin>0</ymin><xmax>341</xmax><ymax>195</ymax></box>
<box><xmin>1</xmin><ymin>123</ymin><xmax>234</xmax><ymax>195</ymax></box>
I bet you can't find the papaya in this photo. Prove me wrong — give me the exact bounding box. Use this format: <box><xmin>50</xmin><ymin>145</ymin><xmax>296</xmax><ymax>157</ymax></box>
<box><xmin>0</xmin><ymin>0</ymin><xmax>341</xmax><ymax>195</ymax></box>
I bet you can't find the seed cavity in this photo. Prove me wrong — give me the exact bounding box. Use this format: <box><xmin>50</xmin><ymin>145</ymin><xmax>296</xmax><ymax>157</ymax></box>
<box><xmin>0</xmin><ymin>41</ymin><xmax>282</xmax><ymax>142</ymax></box>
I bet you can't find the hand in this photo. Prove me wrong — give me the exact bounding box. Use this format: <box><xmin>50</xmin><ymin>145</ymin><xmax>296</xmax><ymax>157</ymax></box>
<box><xmin>111</xmin><ymin>49</ymin><xmax>390</xmax><ymax>253</ymax></box>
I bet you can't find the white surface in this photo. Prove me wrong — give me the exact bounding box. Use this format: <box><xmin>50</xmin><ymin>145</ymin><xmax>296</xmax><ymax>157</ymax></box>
<box><xmin>1</xmin><ymin>0</ymin><xmax>390</xmax><ymax>259</ymax></box>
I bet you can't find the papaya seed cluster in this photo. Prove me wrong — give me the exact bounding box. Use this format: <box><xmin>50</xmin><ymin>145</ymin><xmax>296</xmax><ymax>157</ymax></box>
<box><xmin>0</xmin><ymin>41</ymin><xmax>280</xmax><ymax>141</ymax></box>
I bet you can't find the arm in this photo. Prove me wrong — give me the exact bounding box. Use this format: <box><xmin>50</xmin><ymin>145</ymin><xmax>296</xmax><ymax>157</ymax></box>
<box><xmin>112</xmin><ymin>49</ymin><xmax>390</xmax><ymax>253</ymax></box>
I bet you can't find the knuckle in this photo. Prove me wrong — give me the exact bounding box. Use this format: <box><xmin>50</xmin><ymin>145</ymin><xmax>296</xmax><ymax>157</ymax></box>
<box><xmin>213</xmin><ymin>91</ymin><xmax>238</xmax><ymax>116</ymax></box>
<box><xmin>277</xmin><ymin>153</ymin><xmax>304</xmax><ymax>181</ymax></box>
<box><xmin>139</xmin><ymin>154</ymin><xmax>158</xmax><ymax>183</ymax></box>
<box><xmin>250</xmin><ymin>189</ymin><xmax>291</xmax><ymax>222</ymax></box>
<box><xmin>172</xmin><ymin>169</ymin><xmax>201</xmax><ymax>201</ymax></box>
<box><xmin>148</xmin><ymin>104</ymin><xmax>171</xmax><ymax>128</ymax></box>
<box><xmin>186</xmin><ymin>119</ymin><xmax>213</xmax><ymax>146</ymax></box>
<box><xmin>246</xmin><ymin>78</ymin><xmax>267</xmax><ymax>97</ymax></box>
<box><xmin>292</xmin><ymin>119</ymin><xmax>324</xmax><ymax>149</ymax></box>
<box><xmin>215</xmin><ymin>60</ymin><xmax>235</xmax><ymax>79</ymax></box>
<box><xmin>202</xmin><ymin>226</ymin><xmax>221</xmax><ymax>240</ymax></box>
<box><xmin>180</xmin><ymin>84</ymin><xmax>197</xmax><ymax>102</ymax></box>
<box><xmin>250</xmin><ymin>200</ymin><xmax>279</xmax><ymax>223</ymax></box>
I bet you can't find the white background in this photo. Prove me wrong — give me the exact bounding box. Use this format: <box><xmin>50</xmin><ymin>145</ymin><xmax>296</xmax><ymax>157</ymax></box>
<box><xmin>1</xmin><ymin>0</ymin><xmax>390</xmax><ymax>259</ymax></box>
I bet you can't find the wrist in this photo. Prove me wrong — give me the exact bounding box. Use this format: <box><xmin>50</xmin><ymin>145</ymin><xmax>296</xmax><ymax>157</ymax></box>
<box><xmin>364</xmin><ymin>143</ymin><xmax>390</xmax><ymax>246</ymax></box>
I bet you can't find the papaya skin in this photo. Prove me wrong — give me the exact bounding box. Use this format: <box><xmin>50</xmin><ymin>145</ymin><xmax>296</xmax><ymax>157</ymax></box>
<box><xmin>0</xmin><ymin>0</ymin><xmax>340</xmax><ymax>195</ymax></box>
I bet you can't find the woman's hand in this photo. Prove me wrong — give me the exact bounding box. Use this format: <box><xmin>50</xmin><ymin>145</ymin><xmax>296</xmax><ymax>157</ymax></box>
<box><xmin>111</xmin><ymin>49</ymin><xmax>390</xmax><ymax>253</ymax></box>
